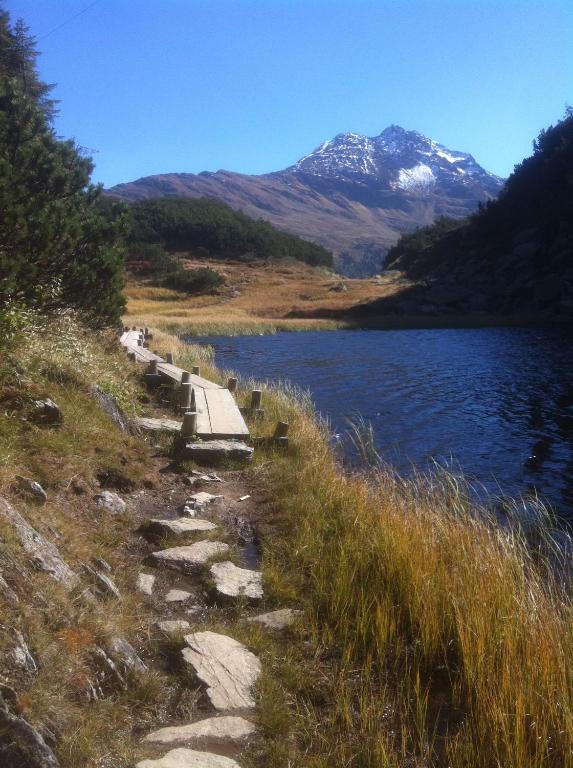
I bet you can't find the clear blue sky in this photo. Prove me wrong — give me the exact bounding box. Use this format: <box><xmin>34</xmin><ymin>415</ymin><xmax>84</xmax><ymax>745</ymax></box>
<box><xmin>5</xmin><ymin>0</ymin><xmax>572</xmax><ymax>187</ymax></box>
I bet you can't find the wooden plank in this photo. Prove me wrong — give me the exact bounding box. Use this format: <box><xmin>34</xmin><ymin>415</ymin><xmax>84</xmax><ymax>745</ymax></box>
<box><xmin>192</xmin><ymin>387</ymin><xmax>213</xmax><ymax>436</ymax></box>
<box><xmin>157</xmin><ymin>362</ymin><xmax>223</xmax><ymax>389</ymax></box>
<box><xmin>204</xmin><ymin>389</ymin><xmax>249</xmax><ymax>438</ymax></box>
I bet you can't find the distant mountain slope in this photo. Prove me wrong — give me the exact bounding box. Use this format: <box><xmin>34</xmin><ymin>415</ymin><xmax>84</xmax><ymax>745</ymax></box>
<box><xmin>349</xmin><ymin>112</ymin><xmax>573</xmax><ymax>321</ymax></box>
<box><xmin>107</xmin><ymin>126</ymin><xmax>503</xmax><ymax>275</ymax></box>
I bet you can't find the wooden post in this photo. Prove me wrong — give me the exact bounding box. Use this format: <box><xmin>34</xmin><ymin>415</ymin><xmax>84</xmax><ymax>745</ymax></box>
<box><xmin>148</xmin><ymin>359</ymin><xmax>158</xmax><ymax>375</ymax></box>
<box><xmin>192</xmin><ymin>366</ymin><xmax>200</xmax><ymax>376</ymax></box>
<box><xmin>273</xmin><ymin>421</ymin><xmax>289</xmax><ymax>438</ymax></box>
<box><xmin>123</xmin><ymin>325</ymin><xmax>129</xmax><ymax>332</ymax></box>
<box><xmin>181</xmin><ymin>371</ymin><xmax>191</xmax><ymax>384</ymax></box>
<box><xmin>179</xmin><ymin>382</ymin><xmax>192</xmax><ymax>409</ymax></box>
<box><xmin>132</xmin><ymin>325</ymin><xmax>137</xmax><ymax>331</ymax></box>
<box><xmin>128</xmin><ymin>352</ymin><xmax>136</xmax><ymax>362</ymax></box>
<box><xmin>181</xmin><ymin>411</ymin><xmax>198</xmax><ymax>438</ymax></box>
<box><xmin>166</xmin><ymin>352</ymin><xmax>174</xmax><ymax>364</ymax></box>
<box><xmin>250</xmin><ymin>390</ymin><xmax>262</xmax><ymax>410</ymax></box>
<box><xmin>144</xmin><ymin>327</ymin><xmax>150</xmax><ymax>338</ymax></box>
<box><xmin>227</xmin><ymin>377</ymin><xmax>238</xmax><ymax>393</ymax></box>
<box><xmin>137</xmin><ymin>339</ymin><xmax>143</xmax><ymax>347</ymax></box>
<box><xmin>273</xmin><ymin>421</ymin><xmax>289</xmax><ymax>448</ymax></box>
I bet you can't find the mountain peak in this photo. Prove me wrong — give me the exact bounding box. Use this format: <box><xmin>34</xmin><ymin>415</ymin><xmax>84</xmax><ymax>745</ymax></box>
<box><xmin>288</xmin><ymin>125</ymin><xmax>502</xmax><ymax>195</ymax></box>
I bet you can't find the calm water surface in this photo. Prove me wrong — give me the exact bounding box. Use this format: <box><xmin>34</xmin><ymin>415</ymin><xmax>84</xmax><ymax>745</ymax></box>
<box><xmin>193</xmin><ymin>328</ymin><xmax>573</xmax><ymax>522</ymax></box>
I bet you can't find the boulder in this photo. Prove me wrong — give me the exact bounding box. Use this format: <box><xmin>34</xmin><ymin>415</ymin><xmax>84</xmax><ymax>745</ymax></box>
<box><xmin>186</xmin><ymin>492</ymin><xmax>224</xmax><ymax>508</ymax></box>
<box><xmin>209</xmin><ymin>562</ymin><xmax>263</xmax><ymax>600</ymax></box>
<box><xmin>0</xmin><ymin>692</ymin><xmax>60</xmax><ymax>768</ymax></box>
<box><xmin>247</xmin><ymin>608</ymin><xmax>301</xmax><ymax>631</ymax></box>
<box><xmin>181</xmin><ymin>631</ymin><xmax>261</xmax><ymax>710</ymax></box>
<box><xmin>142</xmin><ymin>715</ymin><xmax>255</xmax><ymax>746</ymax></box>
<box><xmin>151</xmin><ymin>542</ymin><xmax>229</xmax><ymax>573</ymax></box>
<box><xmin>136</xmin><ymin>749</ymin><xmax>240</xmax><ymax>768</ymax></box>
<box><xmin>137</xmin><ymin>572</ymin><xmax>156</xmax><ymax>596</ymax></box>
<box><xmin>94</xmin><ymin>491</ymin><xmax>126</xmax><ymax>515</ymax></box>
<box><xmin>0</xmin><ymin>496</ymin><xmax>77</xmax><ymax>588</ymax></box>
<box><xmin>107</xmin><ymin>636</ymin><xmax>147</xmax><ymax>674</ymax></box>
<box><xmin>182</xmin><ymin>441</ymin><xmax>253</xmax><ymax>465</ymax></box>
<box><xmin>146</xmin><ymin>518</ymin><xmax>217</xmax><ymax>537</ymax></box>
<box><xmin>157</xmin><ymin>620</ymin><xmax>190</xmax><ymax>635</ymax></box>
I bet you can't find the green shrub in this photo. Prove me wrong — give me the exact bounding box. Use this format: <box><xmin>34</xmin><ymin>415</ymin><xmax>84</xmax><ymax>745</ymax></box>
<box><xmin>162</xmin><ymin>266</ymin><xmax>224</xmax><ymax>294</ymax></box>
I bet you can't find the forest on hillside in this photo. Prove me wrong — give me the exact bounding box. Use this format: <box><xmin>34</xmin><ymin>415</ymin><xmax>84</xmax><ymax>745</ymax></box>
<box><xmin>124</xmin><ymin>196</ymin><xmax>333</xmax><ymax>268</ymax></box>
<box><xmin>380</xmin><ymin>110</ymin><xmax>573</xmax><ymax>317</ymax></box>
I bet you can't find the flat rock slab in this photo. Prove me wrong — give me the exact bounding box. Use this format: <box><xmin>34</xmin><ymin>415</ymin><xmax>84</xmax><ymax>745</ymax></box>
<box><xmin>157</xmin><ymin>620</ymin><xmax>191</xmax><ymax>635</ymax></box>
<box><xmin>210</xmin><ymin>562</ymin><xmax>263</xmax><ymax>600</ymax></box>
<box><xmin>148</xmin><ymin>518</ymin><xmax>217</xmax><ymax>536</ymax></box>
<box><xmin>165</xmin><ymin>589</ymin><xmax>192</xmax><ymax>603</ymax></box>
<box><xmin>151</xmin><ymin>542</ymin><xmax>229</xmax><ymax>573</ymax></box>
<box><xmin>136</xmin><ymin>748</ymin><xmax>240</xmax><ymax>768</ymax></box>
<box><xmin>143</xmin><ymin>715</ymin><xmax>255</xmax><ymax>746</ymax></box>
<box><xmin>186</xmin><ymin>492</ymin><xmax>224</xmax><ymax>508</ymax></box>
<box><xmin>182</xmin><ymin>631</ymin><xmax>261</xmax><ymax>710</ymax></box>
<box><xmin>134</xmin><ymin>417</ymin><xmax>182</xmax><ymax>433</ymax></box>
<box><xmin>247</xmin><ymin>608</ymin><xmax>302</xmax><ymax>631</ymax></box>
<box><xmin>183</xmin><ymin>441</ymin><xmax>253</xmax><ymax>465</ymax></box>
<box><xmin>0</xmin><ymin>496</ymin><xmax>77</xmax><ymax>588</ymax></box>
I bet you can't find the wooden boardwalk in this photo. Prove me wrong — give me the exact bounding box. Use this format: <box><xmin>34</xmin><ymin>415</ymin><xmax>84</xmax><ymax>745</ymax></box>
<box><xmin>120</xmin><ymin>330</ymin><xmax>249</xmax><ymax>440</ymax></box>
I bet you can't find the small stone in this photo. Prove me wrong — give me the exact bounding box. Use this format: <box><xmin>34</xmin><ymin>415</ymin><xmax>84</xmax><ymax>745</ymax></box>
<box><xmin>31</xmin><ymin>398</ymin><xmax>62</xmax><ymax>424</ymax></box>
<box><xmin>181</xmin><ymin>631</ymin><xmax>261</xmax><ymax>710</ymax></box>
<box><xmin>12</xmin><ymin>631</ymin><xmax>37</xmax><ymax>674</ymax></box>
<box><xmin>15</xmin><ymin>476</ymin><xmax>48</xmax><ymax>504</ymax></box>
<box><xmin>137</xmin><ymin>572</ymin><xmax>156</xmax><ymax>596</ymax></box>
<box><xmin>247</xmin><ymin>608</ymin><xmax>301</xmax><ymax>631</ymax></box>
<box><xmin>186</xmin><ymin>492</ymin><xmax>224</xmax><ymax>507</ymax></box>
<box><xmin>151</xmin><ymin>541</ymin><xmax>229</xmax><ymax>573</ymax></box>
<box><xmin>93</xmin><ymin>557</ymin><xmax>112</xmax><ymax>572</ymax></box>
<box><xmin>83</xmin><ymin>564</ymin><xmax>121</xmax><ymax>599</ymax></box>
<box><xmin>94</xmin><ymin>491</ymin><xmax>126</xmax><ymax>515</ymax></box>
<box><xmin>165</xmin><ymin>589</ymin><xmax>192</xmax><ymax>603</ymax></box>
<box><xmin>136</xmin><ymin>748</ymin><xmax>240</xmax><ymax>768</ymax></box>
<box><xmin>147</xmin><ymin>518</ymin><xmax>217</xmax><ymax>536</ymax></box>
<box><xmin>107</xmin><ymin>636</ymin><xmax>147</xmax><ymax>674</ymax></box>
<box><xmin>142</xmin><ymin>715</ymin><xmax>255</xmax><ymax>746</ymax></box>
<box><xmin>157</xmin><ymin>620</ymin><xmax>191</xmax><ymax>635</ymax></box>
<box><xmin>210</xmin><ymin>561</ymin><xmax>263</xmax><ymax>600</ymax></box>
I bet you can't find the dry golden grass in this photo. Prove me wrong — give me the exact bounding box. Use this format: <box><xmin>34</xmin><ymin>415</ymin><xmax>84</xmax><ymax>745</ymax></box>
<box><xmin>124</xmin><ymin>258</ymin><xmax>407</xmax><ymax>335</ymax></box>
<box><xmin>249</xmin><ymin>391</ymin><xmax>573</xmax><ymax>767</ymax></box>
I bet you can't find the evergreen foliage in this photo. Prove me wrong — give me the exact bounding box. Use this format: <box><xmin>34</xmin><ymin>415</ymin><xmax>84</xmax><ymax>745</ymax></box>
<box><xmin>127</xmin><ymin>196</ymin><xmax>333</xmax><ymax>267</ymax></box>
<box><xmin>0</xmin><ymin>6</ymin><xmax>126</xmax><ymax>326</ymax></box>
<box><xmin>384</xmin><ymin>111</ymin><xmax>573</xmax><ymax>316</ymax></box>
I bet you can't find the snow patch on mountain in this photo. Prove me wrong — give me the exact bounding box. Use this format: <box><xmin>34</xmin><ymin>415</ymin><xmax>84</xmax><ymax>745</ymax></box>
<box><xmin>393</xmin><ymin>163</ymin><xmax>436</xmax><ymax>193</ymax></box>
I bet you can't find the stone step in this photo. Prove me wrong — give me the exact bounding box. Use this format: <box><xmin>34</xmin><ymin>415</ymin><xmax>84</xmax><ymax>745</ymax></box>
<box><xmin>136</xmin><ymin>748</ymin><xmax>240</xmax><ymax>767</ymax></box>
<box><xmin>145</xmin><ymin>518</ymin><xmax>218</xmax><ymax>537</ymax></box>
<box><xmin>181</xmin><ymin>631</ymin><xmax>261</xmax><ymax>710</ymax></box>
<box><xmin>142</xmin><ymin>715</ymin><xmax>255</xmax><ymax>747</ymax></box>
<box><xmin>182</xmin><ymin>441</ymin><xmax>253</xmax><ymax>466</ymax></box>
<box><xmin>151</xmin><ymin>542</ymin><xmax>229</xmax><ymax>573</ymax></box>
<box><xmin>209</xmin><ymin>562</ymin><xmax>263</xmax><ymax>601</ymax></box>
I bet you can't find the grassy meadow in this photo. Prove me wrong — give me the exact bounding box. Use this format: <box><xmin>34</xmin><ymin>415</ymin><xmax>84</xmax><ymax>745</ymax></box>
<box><xmin>123</xmin><ymin>258</ymin><xmax>408</xmax><ymax>336</ymax></box>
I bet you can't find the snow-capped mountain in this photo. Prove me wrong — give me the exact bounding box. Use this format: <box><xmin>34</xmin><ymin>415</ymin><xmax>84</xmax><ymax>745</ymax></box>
<box><xmin>107</xmin><ymin>125</ymin><xmax>504</xmax><ymax>275</ymax></box>
<box><xmin>289</xmin><ymin>125</ymin><xmax>502</xmax><ymax>199</ymax></box>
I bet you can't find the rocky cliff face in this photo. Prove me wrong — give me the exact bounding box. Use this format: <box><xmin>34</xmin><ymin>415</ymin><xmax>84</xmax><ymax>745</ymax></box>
<box><xmin>107</xmin><ymin>126</ymin><xmax>503</xmax><ymax>275</ymax></box>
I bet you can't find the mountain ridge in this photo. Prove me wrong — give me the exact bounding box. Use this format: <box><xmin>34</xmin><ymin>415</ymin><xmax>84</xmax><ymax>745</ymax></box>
<box><xmin>107</xmin><ymin>126</ymin><xmax>503</xmax><ymax>275</ymax></box>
